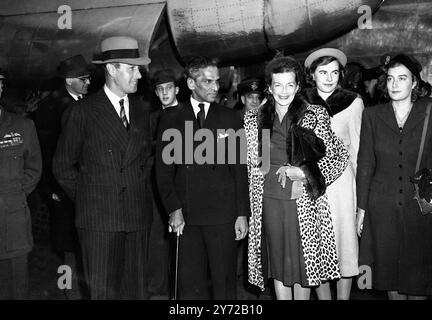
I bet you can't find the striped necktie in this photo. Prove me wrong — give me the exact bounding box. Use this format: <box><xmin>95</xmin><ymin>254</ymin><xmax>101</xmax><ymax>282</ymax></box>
<box><xmin>119</xmin><ymin>99</ymin><xmax>130</xmax><ymax>131</ymax></box>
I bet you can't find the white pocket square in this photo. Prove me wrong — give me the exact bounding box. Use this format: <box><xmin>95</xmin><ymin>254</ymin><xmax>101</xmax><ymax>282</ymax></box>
<box><xmin>217</xmin><ymin>133</ymin><xmax>229</xmax><ymax>140</ymax></box>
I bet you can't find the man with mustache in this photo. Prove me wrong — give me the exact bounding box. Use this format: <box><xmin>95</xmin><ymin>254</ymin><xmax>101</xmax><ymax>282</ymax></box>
<box><xmin>155</xmin><ymin>56</ymin><xmax>249</xmax><ymax>299</ymax></box>
<box><xmin>53</xmin><ymin>37</ymin><xmax>154</xmax><ymax>299</ymax></box>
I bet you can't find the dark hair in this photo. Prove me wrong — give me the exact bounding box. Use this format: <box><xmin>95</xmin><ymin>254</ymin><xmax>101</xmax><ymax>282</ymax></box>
<box><xmin>184</xmin><ymin>56</ymin><xmax>219</xmax><ymax>80</ymax></box>
<box><xmin>306</xmin><ymin>56</ymin><xmax>345</xmax><ymax>86</ymax></box>
<box><xmin>103</xmin><ymin>62</ymin><xmax>121</xmax><ymax>77</ymax></box>
<box><xmin>264</xmin><ymin>55</ymin><xmax>304</xmax><ymax>87</ymax></box>
<box><xmin>260</xmin><ymin>55</ymin><xmax>304</xmax><ymax>140</ymax></box>
<box><xmin>385</xmin><ymin>60</ymin><xmax>421</xmax><ymax>102</ymax></box>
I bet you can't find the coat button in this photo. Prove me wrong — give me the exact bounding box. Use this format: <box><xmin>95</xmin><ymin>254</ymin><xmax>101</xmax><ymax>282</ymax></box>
<box><xmin>399</xmin><ymin>177</ymin><xmax>402</xmax><ymax>181</ymax></box>
<box><xmin>121</xmin><ymin>187</ymin><xmax>126</xmax><ymax>192</ymax></box>
<box><xmin>400</xmin><ymin>189</ymin><xmax>403</xmax><ymax>194</ymax></box>
<box><xmin>399</xmin><ymin>164</ymin><xmax>402</xmax><ymax>168</ymax></box>
<box><xmin>120</xmin><ymin>168</ymin><xmax>124</xmax><ymax>173</ymax></box>
<box><xmin>399</xmin><ymin>151</ymin><xmax>403</xmax><ymax>156</ymax></box>
<box><xmin>399</xmin><ymin>140</ymin><xmax>402</xmax><ymax>144</ymax></box>
<box><xmin>398</xmin><ymin>201</ymin><xmax>402</xmax><ymax>206</ymax></box>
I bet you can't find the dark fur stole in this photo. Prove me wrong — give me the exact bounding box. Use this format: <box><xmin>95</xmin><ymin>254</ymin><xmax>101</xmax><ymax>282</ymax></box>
<box><xmin>257</xmin><ymin>95</ymin><xmax>326</xmax><ymax>199</ymax></box>
<box><xmin>303</xmin><ymin>87</ymin><xmax>358</xmax><ymax>117</ymax></box>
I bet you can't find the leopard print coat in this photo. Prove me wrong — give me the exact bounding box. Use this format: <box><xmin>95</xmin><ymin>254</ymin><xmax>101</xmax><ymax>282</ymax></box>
<box><xmin>245</xmin><ymin>98</ymin><xmax>349</xmax><ymax>290</ymax></box>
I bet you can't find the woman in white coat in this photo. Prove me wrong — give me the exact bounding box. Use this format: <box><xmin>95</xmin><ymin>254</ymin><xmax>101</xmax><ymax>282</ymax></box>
<box><xmin>304</xmin><ymin>48</ymin><xmax>364</xmax><ymax>300</ymax></box>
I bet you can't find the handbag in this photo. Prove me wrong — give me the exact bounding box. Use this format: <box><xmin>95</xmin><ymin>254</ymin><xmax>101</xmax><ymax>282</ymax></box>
<box><xmin>411</xmin><ymin>103</ymin><xmax>432</xmax><ymax>215</ymax></box>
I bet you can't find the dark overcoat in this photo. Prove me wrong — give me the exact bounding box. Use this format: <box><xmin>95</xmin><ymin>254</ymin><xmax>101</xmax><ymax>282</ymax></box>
<box><xmin>357</xmin><ymin>98</ymin><xmax>432</xmax><ymax>295</ymax></box>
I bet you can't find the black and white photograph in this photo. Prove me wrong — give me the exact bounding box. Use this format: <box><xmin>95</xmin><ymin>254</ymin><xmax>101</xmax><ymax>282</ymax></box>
<box><xmin>0</xmin><ymin>0</ymin><xmax>431</xmax><ymax>309</ymax></box>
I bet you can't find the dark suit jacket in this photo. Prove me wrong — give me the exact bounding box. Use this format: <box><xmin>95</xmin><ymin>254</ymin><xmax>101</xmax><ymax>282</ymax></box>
<box><xmin>155</xmin><ymin>101</ymin><xmax>249</xmax><ymax>226</ymax></box>
<box><xmin>34</xmin><ymin>86</ymin><xmax>74</xmax><ymax>198</ymax></box>
<box><xmin>53</xmin><ymin>89</ymin><xmax>153</xmax><ymax>232</ymax></box>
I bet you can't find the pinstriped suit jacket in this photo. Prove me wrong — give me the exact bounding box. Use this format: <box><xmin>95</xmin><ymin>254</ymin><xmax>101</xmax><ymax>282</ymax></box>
<box><xmin>53</xmin><ymin>89</ymin><xmax>153</xmax><ymax>232</ymax></box>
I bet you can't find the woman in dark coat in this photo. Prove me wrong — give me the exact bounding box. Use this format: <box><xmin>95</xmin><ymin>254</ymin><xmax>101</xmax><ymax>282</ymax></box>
<box><xmin>357</xmin><ymin>54</ymin><xmax>432</xmax><ymax>299</ymax></box>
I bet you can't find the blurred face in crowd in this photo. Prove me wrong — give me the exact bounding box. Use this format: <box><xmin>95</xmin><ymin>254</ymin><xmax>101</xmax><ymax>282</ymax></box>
<box><xmin>108</xmin><ymin>63</ymin><xmax>142</xmax><ymax>96</ymax></box>
<box><xmin>386</xmin><ymin>64</ymin><xmax>417</xmax><ymax>103</ymax></box>
<box><xmin>313</xmin><ymin>60</ymin><xmax>340</xmax><ymax>95</ymax></box>
<box><xmin>188</xmin><ymin>66</ymin><xmax>220</xmax><ymax>103</ymax></box>
<box><xmin>269</xmin><ymin>72</ymin><xmax>299</xmax><ymax>107</ymax></box>
<box><xmin>241</xmin><ymin>92</ymin><xmax>262</xmax><ymax>112</ymax></box>
<box><xmin>155</xmin><ymin>82</ymin><xmax>179</xmax><ymax>107</ymax></box>
<box><xmin>66</xmin><ymin>75</ymin><xmax>91</xmax><ymax>96</ymax></box>
<box><xmin>0</xmin><ymin>79</ymin><xmax>3</xmax><ymax>98</ymax></box>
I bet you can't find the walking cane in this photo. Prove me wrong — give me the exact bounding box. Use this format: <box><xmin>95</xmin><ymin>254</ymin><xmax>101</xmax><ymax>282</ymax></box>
<box><xmin>172</xmin><ymin>230</ymin><xmax>180</xmax><ymax>300</ymax></box>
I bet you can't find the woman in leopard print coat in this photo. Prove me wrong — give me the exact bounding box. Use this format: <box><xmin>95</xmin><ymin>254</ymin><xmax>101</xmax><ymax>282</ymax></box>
<box><xmin>245</xmin><ymin>55</ymin><xmax>349</xmax><ymax>299</ymax></box>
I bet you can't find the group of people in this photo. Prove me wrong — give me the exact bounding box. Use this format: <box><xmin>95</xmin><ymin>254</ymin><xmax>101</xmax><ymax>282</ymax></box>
<box><xmin>242</xmin><ymin>49</ymin><xmax>432</xmax><ymax>300</ymax></box>
<box><xmin>1</xmin><ymin>34</ymin><xmax>431</xmax><ymax>300</ymax></box>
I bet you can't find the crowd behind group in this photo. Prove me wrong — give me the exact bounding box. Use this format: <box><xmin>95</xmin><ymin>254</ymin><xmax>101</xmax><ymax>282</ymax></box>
<box><xmin>0</xmin><ymin>35</ymin><xmax>432</xmax><ymax>300</ymax></box>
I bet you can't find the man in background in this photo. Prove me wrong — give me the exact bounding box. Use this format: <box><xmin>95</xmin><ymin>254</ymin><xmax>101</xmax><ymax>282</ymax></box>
<box><xmin>34</xmin><ymin>54</ymin><xmax>92</xmax><ymax>299</ymax></box>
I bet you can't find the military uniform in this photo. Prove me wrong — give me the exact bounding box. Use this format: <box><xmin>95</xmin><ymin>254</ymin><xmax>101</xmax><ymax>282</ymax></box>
<box><xmin>0</xmin><ymin>106</ymin><xmax>41</xmax><ymax>299</ymax></box>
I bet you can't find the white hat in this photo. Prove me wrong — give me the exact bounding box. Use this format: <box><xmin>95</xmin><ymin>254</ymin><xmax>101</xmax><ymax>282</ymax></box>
<box><xmin>92</xmin><ymin>36</ymin><xmax>150</xmax><ymax>65</ymax></box>
<box><xmin>304</xmin><ymin>48</ymin><xmax>347</xmax><ymax>69</ymax></box>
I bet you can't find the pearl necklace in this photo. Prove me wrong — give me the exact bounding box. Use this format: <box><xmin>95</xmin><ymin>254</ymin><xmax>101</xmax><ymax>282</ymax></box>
<box><xmin>393</xmin><ymin>102</ymin><xmax>413</xmax><ymax>130</ymax></box>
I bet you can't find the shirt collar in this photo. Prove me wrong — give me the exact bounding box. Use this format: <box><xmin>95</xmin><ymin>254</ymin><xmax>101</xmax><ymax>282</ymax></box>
<box><xmin>104</xmin><ymin>84</ymin><xmax>128</xmax><ymax>106</ymax></box>
<box><xmin>190</xmin><ymin>96</ymin><xmax>210</xmax><ymax>116</ymax></box>
<box><xmin>66</xmin><ymin>89</ymin><xmax>82</xmax><ymax>101</ymax></box>
<box><xmin>162</xmin><ymin>99</ymin><xmax>179</xmax><ymax>110</ymax></box>
<box><xmin>103</xmin><ymin>85</ymin><xmax>130</xmax><ymax>121</ymax></box>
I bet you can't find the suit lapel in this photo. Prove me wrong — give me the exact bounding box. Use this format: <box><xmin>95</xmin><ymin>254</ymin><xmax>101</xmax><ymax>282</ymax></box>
<box><xmin>402</xmin><ymin>100</ymin><xmax>428</xmax><ymax>135</ymax></box>
<box><xmin>122</xmin><ymin>96</ymin><xmax>148</xmax><ymax>166</ymax></box>
<box><xmin>90</xmin><ymin>90</ymin><xmax>129</xmax><ymax>153</ymax></box>
<box><xmin>204</xmin><ymin>103</ymin><xmax>219</xmax><ymax>129</ymax></box>
<box><xmin>0</xmin><ymin>107</ymin><xmax>12</xmax><ymax>138</ymax></box>
<box><xmin>376</xmin><ymin>103</ymin><xmax>400</xmax><ymax>134</ymax></box>
<box><xmin>184</xmin><ymin>101</ymin><xmax>200</xmax><ymax>131</ymax></box>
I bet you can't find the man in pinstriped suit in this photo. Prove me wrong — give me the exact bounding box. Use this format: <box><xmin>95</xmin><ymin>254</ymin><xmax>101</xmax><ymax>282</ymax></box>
<box><xmin>53</xmin><ymin>37</ymin><xmax>153</xmax><ymax>299</ymax></box>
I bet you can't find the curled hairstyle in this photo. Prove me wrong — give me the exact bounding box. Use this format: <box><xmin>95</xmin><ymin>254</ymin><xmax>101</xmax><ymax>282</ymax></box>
<box><xmin>384</xmin><ymin>60</ymin><xmax>421</xmax><ymax>102</ymax></box>
<box><xmin>264</xmin><ymin>55</ymin><xmax>305</xmax><ymax>87</ymax></box>
<box><xmin>184</xmin><ymin>56</ymin><xmax>219</xmax><ymax>81</ymax></box>
<box><xmin>306</xmin><ymin>56</ymin><xmax>345</xmax><ymax>87</ymax></box>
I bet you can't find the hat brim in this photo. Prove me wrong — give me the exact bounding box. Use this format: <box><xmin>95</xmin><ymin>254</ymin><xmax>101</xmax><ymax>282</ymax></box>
<box><xmin>56</xmin><ymin>64</ymin><xmax>95</xmax><ymax>79</ymax></box>
<box><xmin>0</xmin><ymin>75</ymin><xmax>4</xmax><ymax>79</ymax></box>
<box><xmin>92</xmin><ymin>57</ymin><xmax>151</xmax><ymax>66</ymax></box>
<box><xmin>240</xmin><ymin>90</ymin><xmax>264</xmax><ymax>95</ymax></box>
<box><xmin>304</xmin><ymin>48</ymin><xmax>347</xmax><ymax>69</ymax></box>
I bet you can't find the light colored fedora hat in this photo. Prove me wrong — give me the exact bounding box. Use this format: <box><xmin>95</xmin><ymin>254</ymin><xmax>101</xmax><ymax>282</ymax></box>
<box><xmin>304</xmin><ymin>48</ymin><xmax>347</xmax><ymax>69</ymax></box>
<box><xmin>92</xmin><ymin>36</ymin><xmax>151</xmax><ymax>65</ymax></box>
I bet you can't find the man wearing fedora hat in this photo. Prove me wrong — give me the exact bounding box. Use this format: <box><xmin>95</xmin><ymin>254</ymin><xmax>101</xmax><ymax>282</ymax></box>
<box><xmin>0</xmin><ymin>69</ymin><xmax>42</xmax><ymax>299</ymax></box>
<box><xmin>53</xmin><ymin>36</ymin><xmax>153</xmax><ymax>299</ymax></box>
<box><xmin>33</xmin><ymin>54</ymin><xmax>92</xmax><ymax>299</ymax></box>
